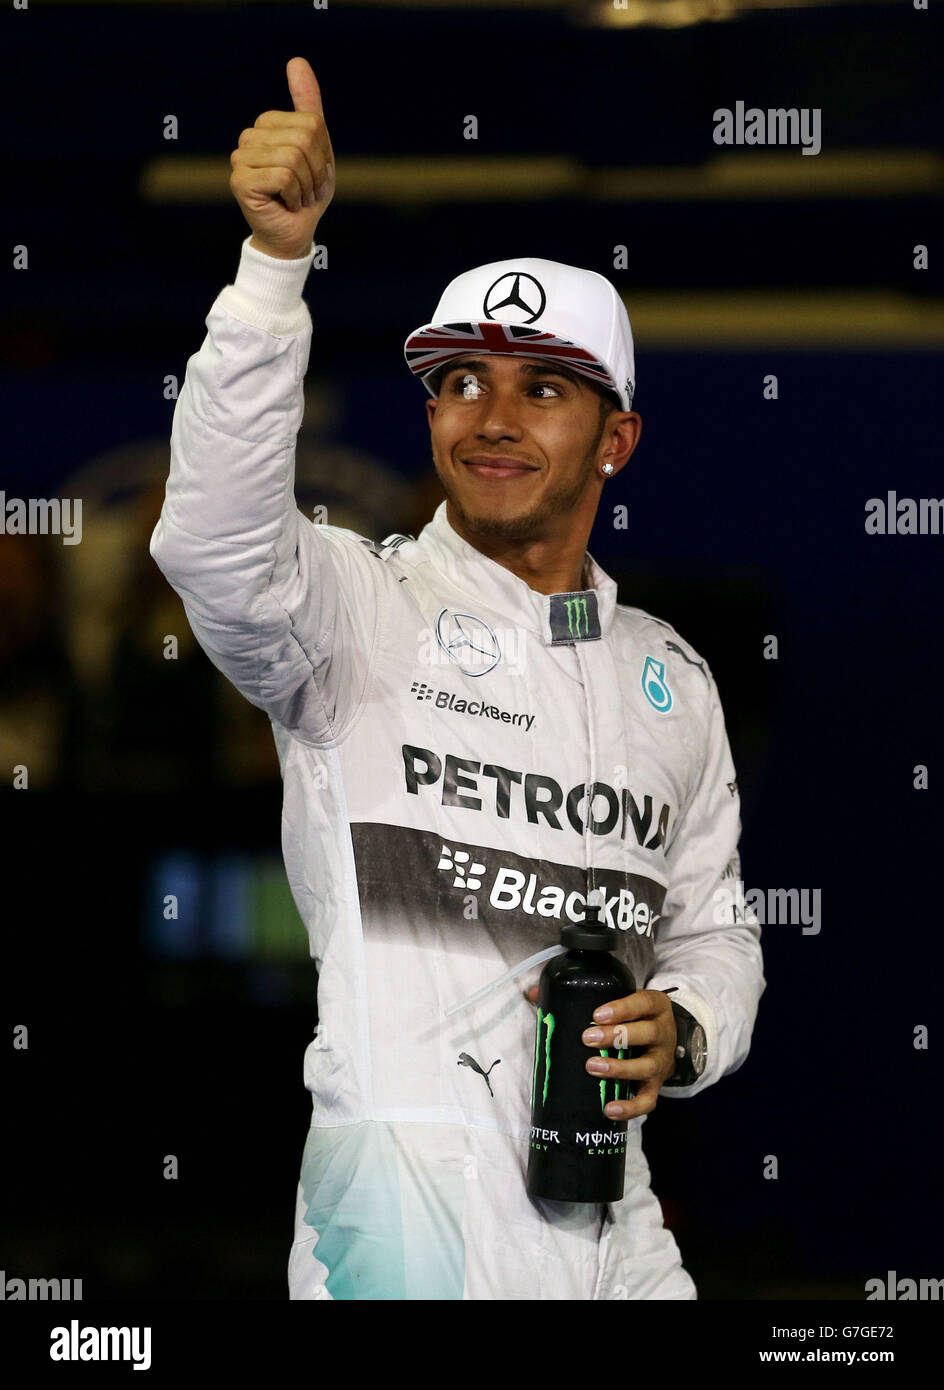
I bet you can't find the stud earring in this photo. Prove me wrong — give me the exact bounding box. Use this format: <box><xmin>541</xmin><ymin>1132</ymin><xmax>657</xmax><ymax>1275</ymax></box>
<box><xmin>601</xmin><ymin>461</ymin><xmax>614</xmax><ymax>476</ymax></box>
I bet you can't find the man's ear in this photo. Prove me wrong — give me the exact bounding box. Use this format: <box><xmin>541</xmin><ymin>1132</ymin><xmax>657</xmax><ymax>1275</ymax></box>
<box><xmin>606</xmin><ymin>412</ymin><xmax>642</xmax><ymax>471</ymax></box>
<box><xmin>426</xmin><ymin>397</ymin><xmax>437</xmax><ymax>431</ymax></box>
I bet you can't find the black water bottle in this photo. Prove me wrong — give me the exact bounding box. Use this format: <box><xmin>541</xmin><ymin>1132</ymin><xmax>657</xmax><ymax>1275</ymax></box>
<box><xmin>526</xmin><ymin>903</ymin><xmax>637</xmax><ymax>1203</ymax></box>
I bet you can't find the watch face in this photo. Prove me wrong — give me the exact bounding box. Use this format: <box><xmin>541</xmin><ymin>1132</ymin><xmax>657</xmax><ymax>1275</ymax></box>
<box><xmin>691</xmin><ymin>1025</ymin><xmax>707</xmax><ymax>1073</ymax></box>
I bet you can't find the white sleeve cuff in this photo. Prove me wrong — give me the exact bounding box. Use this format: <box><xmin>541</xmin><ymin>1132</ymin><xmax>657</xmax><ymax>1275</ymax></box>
<box><xmin>216</xmin><ymin>235</ymin><xmax>317</xmax><ymax>337</ymax></box>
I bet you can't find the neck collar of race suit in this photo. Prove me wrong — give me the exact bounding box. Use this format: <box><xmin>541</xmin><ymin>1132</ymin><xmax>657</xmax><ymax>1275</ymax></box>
<box><xmin>407</xmin><ymin>500</ymin><xmax>617</xmax><ymax>646</ymax></box>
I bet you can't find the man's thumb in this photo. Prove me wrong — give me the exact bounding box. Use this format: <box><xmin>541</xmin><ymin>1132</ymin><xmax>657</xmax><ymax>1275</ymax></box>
<box><xmin>286</xmin><ymin>56</ymin><xmax>323</xmax><ymax>114</ymax></box>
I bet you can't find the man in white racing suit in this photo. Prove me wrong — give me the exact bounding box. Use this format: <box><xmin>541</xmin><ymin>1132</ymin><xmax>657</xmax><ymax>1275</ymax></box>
<box><xmin>150</xmin><ymin>57</ymin><xmax>764</xmax><ymax>1300</ymax></box>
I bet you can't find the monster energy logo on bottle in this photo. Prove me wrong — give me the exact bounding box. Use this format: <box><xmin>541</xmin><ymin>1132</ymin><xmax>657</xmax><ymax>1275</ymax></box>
<box><xmin>564</xmin><ymin>596</ymin><xmax>589</xmax><ymax>639</ymax></box>
<box><xmin>597</xmin><ymin>1048</ymin><xmax>628</xmax><ymax>1113</ymax></box>
<box><xmin>532</xmin><ymin>1010</ymin><xmax>627</xmax><ymax>1113</ymax></box>
<box><xmin>532</xmin><ymin>1008</ymin><xmax>555</xmax><ymax>1107</ymax></box>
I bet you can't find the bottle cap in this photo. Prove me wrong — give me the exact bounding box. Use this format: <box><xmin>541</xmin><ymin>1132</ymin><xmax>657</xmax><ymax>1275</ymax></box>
<box><xmin>560</xmin><ymin>899</ymin><xmax>618</xmax><ymax>951</ymax></box>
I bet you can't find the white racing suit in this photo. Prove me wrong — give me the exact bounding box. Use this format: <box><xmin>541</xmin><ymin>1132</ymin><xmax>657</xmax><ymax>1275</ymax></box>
<box><xmin>150</xmin><ymin>236</ymin><xmax>765</xmax><ymax>1300</ymax></box>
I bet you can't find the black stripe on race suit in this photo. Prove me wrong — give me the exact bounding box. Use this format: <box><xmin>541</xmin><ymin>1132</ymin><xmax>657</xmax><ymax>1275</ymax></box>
<box><xmin>350</xmin><ymin>822</ymin><xmax>663</xmax><ymax>987</ymax></box>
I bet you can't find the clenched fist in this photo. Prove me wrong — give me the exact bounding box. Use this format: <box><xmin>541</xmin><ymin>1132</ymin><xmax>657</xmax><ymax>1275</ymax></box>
<box><xmin>229</xmin><ymin>56</ymin><xmax>335</xmax><ymax>260</ymax></box>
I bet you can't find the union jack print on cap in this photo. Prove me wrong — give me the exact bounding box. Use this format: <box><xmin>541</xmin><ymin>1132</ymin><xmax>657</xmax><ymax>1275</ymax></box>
<box><xmin>403</xmin><ymin>321</ymin><xmax>615</xmax><ymax>394</ymax></box>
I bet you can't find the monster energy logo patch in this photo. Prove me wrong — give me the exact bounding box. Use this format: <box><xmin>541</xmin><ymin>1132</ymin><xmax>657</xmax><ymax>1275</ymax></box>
<box><xmin>548</xmin><ymin>590</ymin><xmax>601</xmax><ymax>644</ymax></box>
<box><xmin>566</xmin><ymin>597</ymin><xmax>588</xmax><ymax>638</ymax></box>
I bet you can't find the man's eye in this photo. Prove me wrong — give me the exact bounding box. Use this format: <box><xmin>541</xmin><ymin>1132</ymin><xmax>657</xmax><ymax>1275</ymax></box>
<box><xmin>450</xmin><ymin>375</ymin><xmax>483</xmax><ymax>399</ymax></box>
<box><xmin>445</xmin><ymin>376</ymin><xmax>562</xmax><ymax>398</ymax></box>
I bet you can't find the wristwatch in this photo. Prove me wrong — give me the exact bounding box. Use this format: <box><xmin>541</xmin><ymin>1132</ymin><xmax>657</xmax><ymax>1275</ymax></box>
<box><xmin>662</xmin><ymin>998</ymin><xmax>708</xmax><ymax>1087</ymax></box>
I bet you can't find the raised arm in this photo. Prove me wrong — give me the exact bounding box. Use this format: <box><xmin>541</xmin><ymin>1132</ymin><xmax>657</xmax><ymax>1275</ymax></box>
<box><xmin>150</xmin><ymin>59</ymin><xmax>378</xmax><ymax>744</ymax></box>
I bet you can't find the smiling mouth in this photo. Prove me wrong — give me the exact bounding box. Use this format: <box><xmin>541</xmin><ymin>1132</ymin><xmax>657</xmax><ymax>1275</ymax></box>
<box><xmin>461</xmin><ymin>458</ymin><xmax>537</xmax><ymax>479</ymax></box>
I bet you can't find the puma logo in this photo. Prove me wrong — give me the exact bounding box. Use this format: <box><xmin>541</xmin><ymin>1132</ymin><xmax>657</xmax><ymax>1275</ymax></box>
<box><xmin>457</xmin><ymin>1052</ymin><xmax>501</xmax><ymax>1098</ymax></box>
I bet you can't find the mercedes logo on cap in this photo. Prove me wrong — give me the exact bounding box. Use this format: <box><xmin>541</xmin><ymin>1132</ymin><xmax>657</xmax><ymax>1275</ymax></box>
<box><xmin>483</xmin><ymin>272</ymin><xmax>546</xmax><ymax>325</ymax></box>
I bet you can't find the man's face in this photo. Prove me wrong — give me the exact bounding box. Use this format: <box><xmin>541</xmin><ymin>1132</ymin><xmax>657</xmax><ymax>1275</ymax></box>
<box><xmin>425</xmin><ymin>354</ymin><xmax>617</xmax><ymax>542</ymax></box>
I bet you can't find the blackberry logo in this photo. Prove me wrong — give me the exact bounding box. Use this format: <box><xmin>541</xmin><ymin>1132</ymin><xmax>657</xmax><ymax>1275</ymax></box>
<box><xmin>430</xmin><ymin>837</ymin><xmax>662</xmax><ymax>936</ymax></box>
<box><xmin>437</xmin><ymin>843</ymin><xmax>486</xmax><ymax>889</ymax></box>
<box><xmin>407</xmin><ymin>685</ymin><xmax>535</xmax><ymax>730</ymax></box>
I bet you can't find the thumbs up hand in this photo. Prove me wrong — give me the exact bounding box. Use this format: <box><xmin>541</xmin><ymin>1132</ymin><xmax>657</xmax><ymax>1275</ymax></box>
<box><xmin>229</xmin><ymin>57</ymin><xmax>335</xmax><ymax>259</ymax></box>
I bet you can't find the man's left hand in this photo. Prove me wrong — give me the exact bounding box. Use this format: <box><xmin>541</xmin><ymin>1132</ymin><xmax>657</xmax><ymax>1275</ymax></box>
<box><xmin>525</xmin><ymin>986</ymin><xmax>677</xmax><ymax>1119</ymax></box>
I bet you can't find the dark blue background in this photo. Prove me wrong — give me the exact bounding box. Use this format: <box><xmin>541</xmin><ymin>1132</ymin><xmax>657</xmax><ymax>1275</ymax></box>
<box><xmin>1</xmin><ymin>1</ymin><xmax>941</xmax><ymax>1302</ymax></box>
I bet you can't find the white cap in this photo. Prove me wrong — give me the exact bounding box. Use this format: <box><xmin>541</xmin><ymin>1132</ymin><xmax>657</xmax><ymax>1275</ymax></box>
<box><xmin>403</xmin><ymin>257</ymin><xmax>636</xmax><ymax>410</ymax></box>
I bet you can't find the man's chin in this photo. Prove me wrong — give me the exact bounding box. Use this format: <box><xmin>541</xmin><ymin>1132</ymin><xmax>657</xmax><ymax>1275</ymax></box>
<box><xmin>449</xmin><ymin>490</ymin><xmax>544</xmax><ymax>542</ymax></box>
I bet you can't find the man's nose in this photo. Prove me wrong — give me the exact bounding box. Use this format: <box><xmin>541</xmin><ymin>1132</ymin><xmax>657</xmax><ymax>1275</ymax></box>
<box><xmin>473</xmin><ymin>389</ymin><xmax>524</xmax><ymax>439</ymax></box>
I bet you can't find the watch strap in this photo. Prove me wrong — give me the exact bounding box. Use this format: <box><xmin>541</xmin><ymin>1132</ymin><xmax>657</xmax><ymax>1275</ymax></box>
<box><xmin>664</xmin><ymin>998</ymin><xmax>705</xmax><ymax>1087</ymax></box>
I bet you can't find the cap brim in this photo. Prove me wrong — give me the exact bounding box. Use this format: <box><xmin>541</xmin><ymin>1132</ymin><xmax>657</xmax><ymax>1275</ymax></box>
<box><xmin>403</xmin><ymin>320</ymin><xmax>621</xmax><ymax>400</ymax></box>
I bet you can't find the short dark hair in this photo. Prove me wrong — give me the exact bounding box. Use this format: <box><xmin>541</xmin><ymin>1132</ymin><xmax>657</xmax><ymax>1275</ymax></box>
<box><xmin>596</xmin><ymin>386</ymin><xmax>622</xmax><ymax>418</ymax></box>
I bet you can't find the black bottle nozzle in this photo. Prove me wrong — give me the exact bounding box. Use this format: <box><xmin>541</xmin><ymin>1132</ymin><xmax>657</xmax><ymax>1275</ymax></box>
<box><xmin>560</xmin><ymin>898</ymin><xmax>618</xmax><ymax>951</ymax></box>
